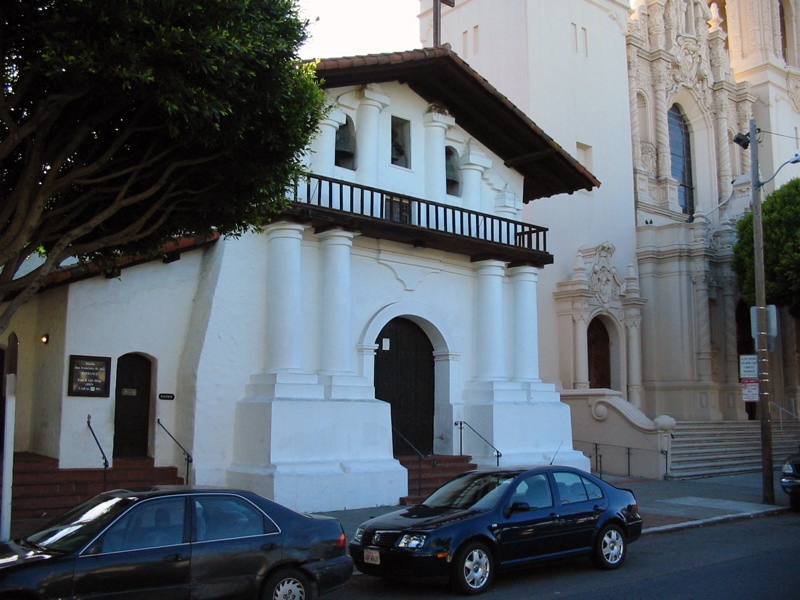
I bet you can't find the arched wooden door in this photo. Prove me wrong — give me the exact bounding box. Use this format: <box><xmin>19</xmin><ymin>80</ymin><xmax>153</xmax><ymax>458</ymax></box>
<box><xmin>588</xmin><ymin>318</ymin><xmax>612</xmax><ymax>389</ymax></box>
<box><xmin>374</xmin><ymin>318</ymin><xmax>435</xmax><ymax>456</ymax></box>
<box><xmin>113</xmin><ymin>354</ymin><xmax>152</xmax><ymax>458</ymax></box>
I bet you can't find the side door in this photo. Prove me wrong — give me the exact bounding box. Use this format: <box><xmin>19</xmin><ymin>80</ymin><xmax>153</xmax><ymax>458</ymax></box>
<box><xmin>73</xmin><ymin>496</ymin><xmax>190</xmax><ymax>600</ymax></box>
<box><xmin>189</xmin><ymin>494</ymin><xmax>282</xmax><ymax>600</ymax></box>
<box><xmin>553</xmin><ymin>471</ymin><xmax>607</xmax><ymax>552</ymax></box>
<box><xmin>497</xmin><ymin>473</ymin><xmax>561</xmax><ymax>563</ymax></box>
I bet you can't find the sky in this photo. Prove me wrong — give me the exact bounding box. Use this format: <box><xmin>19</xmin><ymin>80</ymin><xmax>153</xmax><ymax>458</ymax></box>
<box><xmin>296</xmin><ymin>0</ymin><xmax>422</xmax><ymax>59</ymax></box>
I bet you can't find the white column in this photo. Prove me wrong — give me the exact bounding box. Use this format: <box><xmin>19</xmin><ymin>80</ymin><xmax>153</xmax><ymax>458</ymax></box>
<box><xmin>265</xmin><ymin>222</ymin><xmax>306</xmax><ymax>373</ymax></box>
<box><xmin>626</xmin><ymin>317</ymin><xmax>643</xmax><ymax>407</ymax></box>
<box><xmin>475</xmin><ymin>260</ymin><xmax>506</xmax><ymax>380</ymax></box>
<box><xmin>574</xmin><ymin>314</ymin><xmax>590</xmax><ymax>389</ymax></box>
<box><xmin>423</xmin><ymin>109</ymin><xmax>455</xmax><ymax>202</ymax></box>
<box><xmin>509</xmin><ymin>265</ymin><xmax>541</xmax><ymax>382</ymax></box>
<box><xmin>355</xmin><ymin>85</ymin><xmax>390</xmax><ymax>186</ymax></box>
<box><xmin>319</xmin><ymin>229</ymin><xmax>354</xmax><ymax>374</ymax></box>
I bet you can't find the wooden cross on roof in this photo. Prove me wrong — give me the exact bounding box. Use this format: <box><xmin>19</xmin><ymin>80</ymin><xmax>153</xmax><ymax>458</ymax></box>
<box><xmin>433</xmin><ymin>0</ymin><xmax>456</xmax><ymax>46</ymax></box>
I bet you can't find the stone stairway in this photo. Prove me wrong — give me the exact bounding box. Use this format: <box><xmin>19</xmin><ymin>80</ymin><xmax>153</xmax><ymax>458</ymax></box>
<box><xmin>668</xmin><ymin>420</ymin><xmax>800</xmax><ymax>479</ymax></box>
<box><xmin>397</xmin><ymin>454</ymin><xmax>476</xmax><ymax>505</ymax></box>
<box><xmin>3</xmin><ymin>452</ymin><xmax>184</xmax><ymax>521</ymax></box>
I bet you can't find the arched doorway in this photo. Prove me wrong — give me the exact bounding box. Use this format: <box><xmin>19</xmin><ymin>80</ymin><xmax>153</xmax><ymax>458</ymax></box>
<box><xmin>113</xmin><ymin>354</ymin><xmax>152</xmax><ymax>458</ymax></box>
<box><xmin>374</xmin><ymin>318</ymin><xmax>435</xmax><ymax>456</ymax></box>
<box><xmin>588</xmin><ymin>318</ymin><xmax>611</xmax><ymax>389</ymax></box>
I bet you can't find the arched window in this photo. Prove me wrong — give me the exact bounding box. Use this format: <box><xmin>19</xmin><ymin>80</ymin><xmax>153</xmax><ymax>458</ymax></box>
<box><xmin>668</xmin><ymin>104</ymin><xmax>694</xmax><ymax>215</ymax></box>
<box><xmin>445</xmin><ymin>146</ymin><xmax>461</xmax><ymax>196</ymax></box>
<box><xmin>780</xmin><ymin>0</ymin><xmax>798</xmax><ymax>67</ymax></box>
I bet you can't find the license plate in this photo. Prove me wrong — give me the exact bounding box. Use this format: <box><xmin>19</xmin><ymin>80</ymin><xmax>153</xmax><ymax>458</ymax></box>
<box><xmin>364</xmin><ymin>549</ymin><xmax>380</xmax><ymax>565</ymax></box>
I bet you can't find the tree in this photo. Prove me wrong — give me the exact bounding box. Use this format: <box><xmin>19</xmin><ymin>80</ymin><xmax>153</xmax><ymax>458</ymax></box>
<box><xmin>1</xmin><ymin>0</ymin><xmax>325</xmax><ymax>334</ymax></box>
<box><xmin>732</xmin><ymin>178</ymin><xmax>800</xmax><ymax>318</ymax></box>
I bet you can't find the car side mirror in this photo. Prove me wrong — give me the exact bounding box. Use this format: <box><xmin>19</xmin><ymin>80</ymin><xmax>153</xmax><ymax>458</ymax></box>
<box><xmin>509</xmin><ymin>501</ymin><xmax>530</xmax><ymax>514</ymax></box>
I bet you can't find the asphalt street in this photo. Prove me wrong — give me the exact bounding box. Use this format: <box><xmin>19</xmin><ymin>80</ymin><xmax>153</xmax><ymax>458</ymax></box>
<box><xmin>325</xmin><ymin>511</ymin><xmax>799</xmax><ymax>600</ymax></box>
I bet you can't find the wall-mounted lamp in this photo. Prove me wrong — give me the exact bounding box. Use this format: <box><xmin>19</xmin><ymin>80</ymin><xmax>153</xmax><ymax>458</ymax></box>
<box><xmin>40</xmin><ymin>334</ymin><xmax>49</xmax><ymax>344</ymax></box>
<box><xmin>733</xmin><ymin>132</ymin><xmax>750</xmax><ymax>150</ymax></box>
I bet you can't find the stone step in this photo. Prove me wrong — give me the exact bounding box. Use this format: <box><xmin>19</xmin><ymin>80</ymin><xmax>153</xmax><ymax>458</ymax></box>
<box><xmin>668</xmin><ymin>421</ymin><xmax>800</xmax><ymax>479</ymax></box>
<box><xmin>397</xmin><ymin>454</ymin><xmax>476</xmax><ymax>505</ymax></box>
<box><xmin>3</xmin><ymin>453</ymin><xmax>183</xmax><ymax>520</ymax></box>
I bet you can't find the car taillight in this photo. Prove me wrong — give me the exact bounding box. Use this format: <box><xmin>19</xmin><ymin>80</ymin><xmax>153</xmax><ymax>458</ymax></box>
<box><xmin>337</xmin><ymin>533</ymin><xmax>347</xmax><ymax>547</ymax></box>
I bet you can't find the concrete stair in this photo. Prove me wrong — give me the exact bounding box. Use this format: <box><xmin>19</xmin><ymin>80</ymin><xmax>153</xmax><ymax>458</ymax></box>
<box><xmin>3</xmin><ymin>453</ymin><xmax>184</xmax><ymax>520</ymax></box>
<box><xmin>397</xmin><ymin>454</ymin><xmax>476</xmax><ymax>505</ymax></box>
<box><xmin>668</xmin><ymin>420</ymin><xmax>800</xmax><ymax>479</ymax></box>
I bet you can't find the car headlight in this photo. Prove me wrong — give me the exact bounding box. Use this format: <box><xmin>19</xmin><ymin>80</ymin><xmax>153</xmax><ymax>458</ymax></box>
<box><xmin>354</xmin><ymin>526</ymin><xmax>365</xmax><ymax>543</ymax></box>
<box><xmin>783</xmin><ymin>461</ymin><xmax>796</xmax><ymax>475</ymax></box>
<box><xmin>398</xmin><ymin>533</ymin><xmax>427</xmax><ymax>548</ymax></box>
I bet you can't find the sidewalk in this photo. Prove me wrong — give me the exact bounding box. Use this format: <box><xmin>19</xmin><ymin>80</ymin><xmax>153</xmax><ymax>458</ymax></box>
<box><xmin>320</xmin><ymin>470</ymin><xmax>791</xmax><ymax>540</ymax></box>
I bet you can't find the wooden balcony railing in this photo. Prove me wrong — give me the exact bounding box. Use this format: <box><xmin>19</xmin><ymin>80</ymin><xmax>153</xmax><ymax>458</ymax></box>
<box><xmin>288</xmin><ymin>174</ymin><xmax>552</xmax><ymax>266</ymax></box>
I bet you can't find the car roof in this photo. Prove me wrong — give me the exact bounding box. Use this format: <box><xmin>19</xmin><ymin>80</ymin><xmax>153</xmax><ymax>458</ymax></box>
<box><xmin>100</xmin><ymin>486</ymin><xmax>260</xmax><ymax>500</ymax></box>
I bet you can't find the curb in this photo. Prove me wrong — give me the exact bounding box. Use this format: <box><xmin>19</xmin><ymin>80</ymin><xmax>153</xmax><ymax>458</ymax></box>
<box><xmin>642</xmin><ymin>506</ymin><xmax>789</xmax><ymax>535</ymax></box>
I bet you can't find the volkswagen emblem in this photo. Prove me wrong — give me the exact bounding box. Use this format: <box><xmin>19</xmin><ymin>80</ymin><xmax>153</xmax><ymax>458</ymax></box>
<box><xmin>373</xmin><ymin>532</ymin><xmax>381</xmax><ymax>543</ymax></box>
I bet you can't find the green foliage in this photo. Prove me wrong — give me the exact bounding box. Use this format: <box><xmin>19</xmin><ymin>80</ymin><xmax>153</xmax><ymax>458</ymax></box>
<box><xmin>732</xmin><ymin>178</ymin><xmax>800</xmax><ymax>317</ymax></box>
<box><xmin>1</xmin><ymin>0</ymin><xmax>326</xmax><ymax>330</ymax></box>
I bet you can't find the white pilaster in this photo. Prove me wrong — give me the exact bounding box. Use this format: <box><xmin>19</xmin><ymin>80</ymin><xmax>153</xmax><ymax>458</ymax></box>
<box><xmin>460</xmin><ymin>143</ymin><xmax>491</xmax><ymax>211</ymax></box>
<box><xmin>319</xmin><ymin>229</ymin><xmax>355</xmax><ymax>375</ymax></box>
<box><xmin>308</xmin><ymin>108</ymin><xmax>346</xmax><ymax>177</ymax></box>
<box><xmin>508</xmin><ymin>265</ymin><xmax>541</xmax><ymax>382</ymax></box>
<box><xmin>424</xmin><ymin>108</ymin><xmax>455</xmax><ymax>203</ymax></box>
<box><xmin>475</xmin><ymin>259</ymin><xmax>506</xmax><ymax>380</ymax></box>
<box><xmin>355</xmin><ymin>85</ymin><xmax>390</xmax><ymax>186</ymax></box>
<box><xmin>265</xmin><ymin>222</ymin><xmax>306</xmax><ymax>374</ymax></box>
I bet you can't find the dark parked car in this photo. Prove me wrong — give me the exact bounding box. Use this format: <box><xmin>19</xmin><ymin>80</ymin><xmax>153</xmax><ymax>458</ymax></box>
<box><xmin>350</xmin><ymin>465</ymin><xmax>642</xmax><ymax>595</ymax></box>
<box><xmin>0</xmin><ymin>486</ymin><xmax>352</xmax><ymax>599</ymax></box>
<box><xmin>781</xmin><ymin>444</ymin><xmax>800</xmax><ymax>511</ymax></box>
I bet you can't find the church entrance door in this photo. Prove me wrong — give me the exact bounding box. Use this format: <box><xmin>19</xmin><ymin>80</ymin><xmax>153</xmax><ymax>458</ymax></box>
<box><xmin>588</xmin><ymin>318</ymin><xmax>612</xmax><ymax>389</ymax></box>
<box><xmin>374</xmin><ymin>318</ymin><xmax>435</xmax><ymax>456</ymax></box>
<box><xmin>113</xmin><ymin>354</ymin><xmax>152</xmax><ymax>458</ymax></box>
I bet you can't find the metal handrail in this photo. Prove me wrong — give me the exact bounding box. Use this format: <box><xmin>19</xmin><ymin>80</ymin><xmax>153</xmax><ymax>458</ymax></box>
<box><xmin>392</xmin><ymin>427</ymin><xmax>435</xmax><ymax>498</ymax></box>
<box><xmin>86</xmin><ymin>415</ymin><xmax>109</xmax><ymax>489</ymax></box>
<box><xmin>454</xmin><ymin>421</ymin><xmax>502</xmax><ymax>466</ymax></box>
<box><xmin>293</xmin><ymin>174</ymin><xmax>549</xmax><ymax>253</ymax></box>
<box><xmin>157</xmin><ymin>419</ymin><xmax>193</xmax><ymax>485</ymax></box>
<box><xmin>769</xmin><ymin>401</ymin><xmax>800</xmax><ymax>430</ymax></box>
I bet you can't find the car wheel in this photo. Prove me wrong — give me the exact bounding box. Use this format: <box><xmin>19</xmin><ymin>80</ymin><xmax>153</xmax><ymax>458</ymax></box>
<box><xmin>451</xmin><ymin>541</ymin><xmax>494</xmax><ymax>595</ymax></box>
<box><xmin>791</xmin><ymin>494</ymin><xmax>800</xmax><ymax>513</ymax></box>
<box><xmin>591</xmin><ymin>524</ymin><xmax>627</xmax><ymax>570</ymax></box>
<box><xmin>263</xmin><ymin>568</ymin><xmax>313</xmax><ymax>600</ymax></box>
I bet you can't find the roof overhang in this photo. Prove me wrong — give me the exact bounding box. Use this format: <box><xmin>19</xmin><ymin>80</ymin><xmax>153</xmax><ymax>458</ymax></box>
<box><xmin>312</xmin><ymin>46</ymin><xmax>600</xmax><ymax>202</ymax></box>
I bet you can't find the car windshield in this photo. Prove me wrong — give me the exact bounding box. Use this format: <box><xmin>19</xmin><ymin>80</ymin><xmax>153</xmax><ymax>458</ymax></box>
<box><xmin>423</xmin><ymin>472</ymin><xmax>517</xmax><ymax>510</ymax></box>
<box><xmin>25</xmin><ymin>495</ymin><xmax>135</xmax><ymax>554</ymax></box>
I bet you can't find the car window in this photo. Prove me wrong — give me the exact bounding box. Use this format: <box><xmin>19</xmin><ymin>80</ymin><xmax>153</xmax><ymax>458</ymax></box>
<box><xmin>510</xmin><ymin>473</ymin><xmax>553</xmax><ymax>509</ymax></box>
<box><xmin>194</xmin><ymin>495</ymin><xmax>276</xmax><ymax>541</ymax></box>
<box><xmin>583</xmin><ymin>476</ymin><xmax>604</xmax><ymax>500</ymax></box>
<box><xmin>553</xmin><ymin>472</ymin><xmax>591</xmax><ymax>504</ymax></box>
<box><xmin>28</xmin><ymin>495</ymin><xmax>135</xmax><ymax>554</ymax></box>
<box><xmin>96</xmin><ymin>497</ymin><xmax>186</xmax><ymax>553</ymax></box>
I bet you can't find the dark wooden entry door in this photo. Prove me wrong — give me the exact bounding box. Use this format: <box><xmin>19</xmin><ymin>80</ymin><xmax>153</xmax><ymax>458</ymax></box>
<box><xmin>374</xmin><ymin>318</ymin><xmax>435</xmax><ymax>455</ymax></box>
<box><xmin>588</xmin><ymin>318</ymin><xmax>611</xmax><ymax>389</ymax></box>
<box><xmin>114</xmin><ymin>354</ymin><xmax>152</xmax><ymax>458</ymax></box>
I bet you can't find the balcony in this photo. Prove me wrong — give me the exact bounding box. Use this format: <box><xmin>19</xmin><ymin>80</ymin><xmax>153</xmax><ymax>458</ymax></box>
<box><xmin>285</xmin><ymin>174</ymin><xmax>553</xmax><ymax>267</ymax></box>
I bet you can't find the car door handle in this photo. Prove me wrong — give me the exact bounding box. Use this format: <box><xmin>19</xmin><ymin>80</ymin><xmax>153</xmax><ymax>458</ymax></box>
<box><xmin>261</xmin><ymin>543</ymin><xmax>276</xmax><ymax>551</ymax></box>
<box><xmin>162</xmin><ymin>553</ymin><xmax>184</xmax><ymax>562</ymax></box>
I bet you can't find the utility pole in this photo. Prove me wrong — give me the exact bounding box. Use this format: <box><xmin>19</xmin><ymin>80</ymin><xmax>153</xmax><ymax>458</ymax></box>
<box><xmin>748</xmin><ymin>118</ymin><xmax>775</xmax><ymax>505</ymax></box>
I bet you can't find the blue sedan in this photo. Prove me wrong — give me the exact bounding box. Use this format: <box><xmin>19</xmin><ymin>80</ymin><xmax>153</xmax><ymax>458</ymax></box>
<box><xmin>349</xmin><ymin>465</ymin><xmax>642</xmax><ymax>595</ymax></box>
